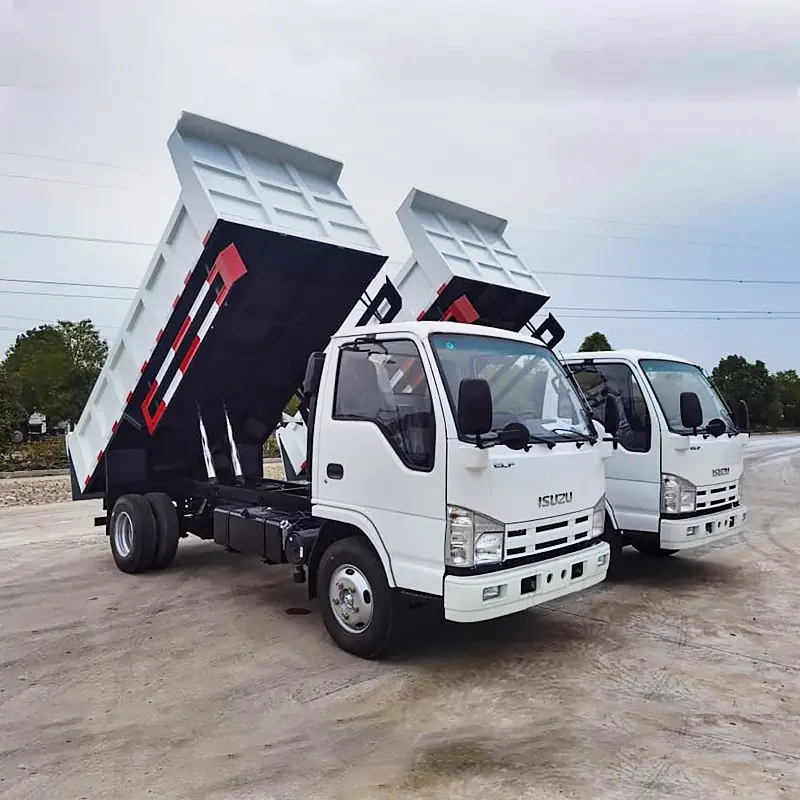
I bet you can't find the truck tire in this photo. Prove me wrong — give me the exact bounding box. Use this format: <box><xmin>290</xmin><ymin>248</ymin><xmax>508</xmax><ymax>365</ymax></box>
<box><xmin>317</xmin><ymin>537</ymin><xmax>397</xmax><ymax>659</ymax></box>
<box><xmin>145</xmin><ymin>492</ymin><xmax>180</xmax><ymax>570</ymax></box>
<box><xmin>603</xmin><ymin>518</ymin><xmax>625</xmax><ymax>580</ymax></box>
<box><xmin>632</xmin><ymin>541</ymin><xmax>678</xmax><ymax>557</ymax></box>
<box><xmin>109</xmin><ymin>494</ymin><xmax>158</xmax><ymax>574</ymax></box>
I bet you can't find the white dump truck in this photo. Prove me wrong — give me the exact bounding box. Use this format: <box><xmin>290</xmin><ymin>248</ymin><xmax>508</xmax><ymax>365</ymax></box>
<box><xmin>562</xmin><ymin>350</ymin><xmax>749</xmax><ymax>572</ymax></box>
<box><xmin>278</xmin><ymin>191</ymin><xmax>750</xmax><ymax>578</ymax></box>
<box><xmin>67</xmin><ymin>113</ymin><xmax>612</xmax><ymax>658</ymax></box>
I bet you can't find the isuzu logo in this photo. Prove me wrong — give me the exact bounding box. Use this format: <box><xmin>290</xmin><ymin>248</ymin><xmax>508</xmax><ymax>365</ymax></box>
<box><xmin>712</xmin><ymin>467</ymin><xmax>730</xmax><ymax>478</ymax></box>
<box><xmin>538</xmin><ymin>492</ymin><xmax>573</xmax><ymax>508</ymax></box>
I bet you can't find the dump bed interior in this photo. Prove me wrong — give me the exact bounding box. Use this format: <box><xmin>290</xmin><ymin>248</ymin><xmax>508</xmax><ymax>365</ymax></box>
<box><xmin>68</xmin><ymin>113</ymin><xmax>386</xmax><ymax>496</ymax></box>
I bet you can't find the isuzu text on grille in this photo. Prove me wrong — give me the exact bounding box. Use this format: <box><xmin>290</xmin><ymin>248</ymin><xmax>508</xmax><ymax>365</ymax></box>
<box><xmin>538</xmin><ymin>492</ymin><xmax>574</xmax><ymax>508</ymax></box>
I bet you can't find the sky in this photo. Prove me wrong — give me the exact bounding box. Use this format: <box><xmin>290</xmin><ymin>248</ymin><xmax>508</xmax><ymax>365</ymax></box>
<box><xmin>0</xmin><ymin>0</ymin><xmax>799</xmax><ymax>372</ymax></box>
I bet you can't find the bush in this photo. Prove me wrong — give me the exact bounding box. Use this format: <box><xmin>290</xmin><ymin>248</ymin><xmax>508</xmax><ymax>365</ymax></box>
<box><xmin>0</xmin><ymin>437</ymin><xmax>70</xmax><ymax>473</ymax></box>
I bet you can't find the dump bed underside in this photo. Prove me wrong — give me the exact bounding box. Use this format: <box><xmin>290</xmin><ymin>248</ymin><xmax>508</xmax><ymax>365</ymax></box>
<box><xmin>68</xmin><ymin>113</ymin><xmax>386</xmax><ymax>496</ymax></box>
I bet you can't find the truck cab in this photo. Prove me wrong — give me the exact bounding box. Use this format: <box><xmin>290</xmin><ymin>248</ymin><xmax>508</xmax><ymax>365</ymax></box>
<box><xmin>563</xmin><ymin>350</ymin><xmax>749</xmax><ymax>569</ymax></box>
<box><xmin>310</xmin><ymin>322</ymin><xmax>610</xmax><ymax>636</ymax></box>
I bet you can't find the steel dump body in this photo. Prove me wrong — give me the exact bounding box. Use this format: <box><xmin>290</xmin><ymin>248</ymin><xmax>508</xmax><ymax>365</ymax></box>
<box><xmin>67</xmin><ymin>113</ymin><xmax>386</xmax><ymax>497</ymax></box>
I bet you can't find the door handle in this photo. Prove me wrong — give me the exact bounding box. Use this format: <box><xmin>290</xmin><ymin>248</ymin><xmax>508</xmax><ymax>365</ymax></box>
<box><xmin>326</xmin><ymin>463</ymin><xmax>344</xmax><ymax>480</ymax></box>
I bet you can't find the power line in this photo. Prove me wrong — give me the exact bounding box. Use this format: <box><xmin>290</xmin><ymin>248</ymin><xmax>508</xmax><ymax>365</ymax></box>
<box><xmin>0</xmin><ymin>229</ymin><xmax>155</xmax><ymax>247</ymax></box>
<box><xmin>537</xmin><ymin>269</ymin><xmax>800</xmax><ymax>286</ymax></box>
<box><xmin>0</xmin><ymin>289</ymin><xmax>132</xmax><ymax>301</ymax></box>
<box><xmin>0</xmin><ymin>171</ymin><xmax>171</xmax><ymax>195</ymax></box>
<box><xmin>550</xmin><ymin>306</ymin><xmax>800</xmax><ymax>315</ymax></box>
<box><xmin>0</xmin><ymin>313</ymin><xmax>118</xmax><ymax>330</ymax></box>
<box><xmin>557</xmin><ymin>313</ymin><xmax>800</xmax><ymax>321</ymax></box>
<box><xmin>0</xmin><ymin>148</ymin><xmax>140</xmax><ymax>171</ymax></box>
<box><xmin>0</xmin><ymin>277</ymin><xmax>137</xmax><ymax>291</ymax></box>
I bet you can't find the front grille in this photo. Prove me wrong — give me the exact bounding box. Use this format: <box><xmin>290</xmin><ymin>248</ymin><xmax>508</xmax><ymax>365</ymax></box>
<box><xmin>505</xmin><ymin>509</ymin><xmax>594</xmax><ymax>561</ymax></box>
<box><xmin>696</xmin><ymin>480</ymin><xmax>739</xmax><ymax>511</ymax></box>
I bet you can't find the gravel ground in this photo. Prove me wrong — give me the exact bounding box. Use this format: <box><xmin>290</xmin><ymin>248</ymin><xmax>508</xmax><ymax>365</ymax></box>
<box><xmin>0</xmin><ymin>463</ymin><xmax>286</xmax><ymax>508</ymax></box>
<box><xmin>0</xmin><ymin>436</ymin><xmax>798</xmax><ymax>799</ymax></box>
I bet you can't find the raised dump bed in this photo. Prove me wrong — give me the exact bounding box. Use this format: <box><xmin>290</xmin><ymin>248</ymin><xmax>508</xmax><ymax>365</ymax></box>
<box><xmin>345</xmin><ymin>188</ymin><xmax>563</xmax><ymax>344</ymax></box>
<box><xmin>67</xmin><ymin>112</ymin><xmax>387</xmax><ymax>497</ymax></box>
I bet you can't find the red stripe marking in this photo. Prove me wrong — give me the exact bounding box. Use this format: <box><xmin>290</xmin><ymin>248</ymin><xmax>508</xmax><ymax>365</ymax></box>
<box><xmin>140</xmin><ymin>361</ymin><xmax>148</xmax><ymax>374</ymax></box>
<box><xmin>441</xmin><ymin>295</ymin><xmax>479</xmax><ymax>324</ymax></box>
<box><xmin>172</xmin><ymin>315</ymin><xmax>191</xmax><ymax>351</ymax></box>
<box><xmin>112</xmin><ymin>421</ymin><xmax>119</xmax><ymax>434</ymax></box>
<box><xmin>126</xmin><ymin>391</ymin><xmax>133</xmax><ymax>404</ymax></box>
<box><xmin>84</xmin><ymin>475</ymin><xmax>90</xmax><ymax>489</ymax></box>
<box><xmin>156</xmin><ymin>329</ymin><xmax>163</xmax><ymax>343</ymax></box>
<box><xmin>172</xmin><ymin>294</ymin><xmax>180</xmax><ymax>309</ymax></box>
<box><xmin>417</xmin><ymin>309</ymin><xmax>426</xmax><ymax>321</ymax></box>
<box><xmin>207</xmin><ymin>244</ymin><xmax>248</xmax><ymax>306</ymax></box>
<box><xmin>141</xmin><ymin>380</ymin><xmax>161</xmax><ymax>434</ymax></box>
<box><xmin>97</xmin><ymin>450</ymin><xmax>104</xmax><ymax>462</ymax></box>
<box><xmin>203</xmin><ymin>230</ymin><xmax>211</xmax><ymax>245</ymax></box>
<box><xmin>179</xmin><ymin>335</ymin><xmax>201</xmax><ymax>373</ymax></box>
<box><xmin>437</xmin><ymin>282</ymin><xmax>447</xmax><ymax>295</ymax></box>
<box><xmin>184</xmin><ymin>270</ymin><xmax>192</xmax><ymax>286</ymax></box>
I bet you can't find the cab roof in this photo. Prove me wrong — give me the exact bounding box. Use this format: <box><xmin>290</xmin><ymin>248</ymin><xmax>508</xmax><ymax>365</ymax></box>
<box><xmin>561</xmin><ymin>349</ymin><xmax>697</xmax><ymax>367</ymax></box>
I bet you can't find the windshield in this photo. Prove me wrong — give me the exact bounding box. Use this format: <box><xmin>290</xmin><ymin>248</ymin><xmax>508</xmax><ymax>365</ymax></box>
<box><xmin>431</xmin><ymin>333</ymin><xmax>594</xmax><ymax>440</ymax></box>
<box><xmin>640</xmin><ymin>359</ymin><xmax>734</xmax><ymax>434</ymax></box>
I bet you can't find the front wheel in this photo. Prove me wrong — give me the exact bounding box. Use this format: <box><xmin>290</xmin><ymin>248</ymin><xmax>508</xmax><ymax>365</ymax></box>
<box><xmin>317</xmin><ymin>537</ymin><xmax>397</xmax><ymax>659</ymax></box>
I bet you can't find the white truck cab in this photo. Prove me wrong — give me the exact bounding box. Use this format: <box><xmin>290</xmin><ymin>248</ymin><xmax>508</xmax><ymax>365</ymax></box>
<box><xmin>563</xmin><ymin>350</ymin><xmax>749</xmax><ymax>569</ymax></box>
<box><xmin>312</xmin><ymin>322</ymin><xmax>610</xmax><ymax>637</ymax></box>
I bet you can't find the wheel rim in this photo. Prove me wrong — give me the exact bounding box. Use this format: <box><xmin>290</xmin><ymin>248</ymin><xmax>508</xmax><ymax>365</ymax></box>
<box><xmin>329</xmin><ymin>564</ymin><xmax>374</xmax><ymax>634</ymax></box>
<box><xmin>113</xmin><ymin>511</ymin><xmax>134</xmax><ymax>558</ymax></box>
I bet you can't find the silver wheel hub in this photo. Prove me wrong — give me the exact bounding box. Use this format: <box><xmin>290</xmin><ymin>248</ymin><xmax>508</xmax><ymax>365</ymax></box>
<box><xmin>113</xmin><ymin>511</ymin><xmax>134</xmax><ymax>558</ymax></box>
<box><xmin>329</xmin><ymin>564</ymin><xmax>374</xmax><ymax>634</ymax></box>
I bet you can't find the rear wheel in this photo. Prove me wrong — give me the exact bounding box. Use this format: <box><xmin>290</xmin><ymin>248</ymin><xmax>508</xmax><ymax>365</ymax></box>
<box><xmin>317</xmin><ymin>537</ymin><xmax>398</xmax><ymax>659</ymax></box>
<box><xmin>145</xmin><ymin>492</ymin><xmax>181</xmax><ymax>570</ymax></box>
<box><xmin>109</xmin><ymin>494</ymin><xmax>158</xmax><ymax>574</ymax></box>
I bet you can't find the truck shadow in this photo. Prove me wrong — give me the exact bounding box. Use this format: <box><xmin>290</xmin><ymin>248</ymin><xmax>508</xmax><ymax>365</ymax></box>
<box><xmin>609</xmin><ymin>547</ymin><xmax>749</xmax><ymax>591</ymax></box>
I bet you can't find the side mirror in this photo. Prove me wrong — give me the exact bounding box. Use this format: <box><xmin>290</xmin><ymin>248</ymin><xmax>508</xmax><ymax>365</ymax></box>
<box><xmin>457</xmin><ymin>378</ymin><xmax>493</xmax><ymax>437</ymax></box>
<box><xmin>604</xmin><ymin>396</ymin><xmax>620</xmax><ymax>436</ymax></box>
<box><xmin>706</xmin><ymin>418</ymin><xmax>726</xmax><ymax>438</ymax></box>
<box><xmin>735</xmin><ymin>399</ymin><xmax>750</xmax><ymax>431</ymax></box>
<box><xmin>680</xmin><ymin>391</ymin><xmax>703</xmax><ymax>430</ymax></box>
<box><xmin>498</xmin><ymin>422</ymin><xmax>530</xmax><ymax>451</ymax></box>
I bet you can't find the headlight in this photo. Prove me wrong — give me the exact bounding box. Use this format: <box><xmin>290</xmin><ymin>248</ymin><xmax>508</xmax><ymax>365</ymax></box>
<box><xmin>446</xmin><ymin>506</ymin><xmax>504</xmax><ymax>567</ymax></box>
<box><xmin>591</xmin><ymin>495</ymin><xmax>606</xmax><ymax>538</ymax></box>
<box><xmin>661</xmin><ymin>474</ymin><xmax>697</xmax><ymax>514</ymax></box>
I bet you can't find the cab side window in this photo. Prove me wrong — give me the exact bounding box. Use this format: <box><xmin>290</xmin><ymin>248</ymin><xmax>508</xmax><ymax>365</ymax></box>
<box><xmin>333</xmin><ymin>340</ymin><xmax>435</xmax><ymax>471</ymax></box>
<box><xmin>572</xmin><ymin>363</ymin><xmax>651</xmax><ymax>453</ymax></box>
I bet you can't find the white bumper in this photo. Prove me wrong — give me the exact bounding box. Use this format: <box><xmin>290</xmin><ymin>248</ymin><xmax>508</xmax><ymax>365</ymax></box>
<box><xmin>660</xmin><ymin>504</ymin><xmax>748</xmax><ymax>550</ymax></box>
<box><xmin>443</xmin><ymin>541</ymin><xmax>610</xmax><ymax>623</ymax></box>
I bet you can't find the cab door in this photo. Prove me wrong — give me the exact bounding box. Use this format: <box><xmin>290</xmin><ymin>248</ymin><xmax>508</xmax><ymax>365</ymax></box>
<box><xmin>569</xmin><ymin>360</ymin><xmax>660</xmax><ymax>533</ymax></box>
<box><xmin>312</xmin><ymin>336</ymin><xmax>447</xmax><ymax>595</ymax></box>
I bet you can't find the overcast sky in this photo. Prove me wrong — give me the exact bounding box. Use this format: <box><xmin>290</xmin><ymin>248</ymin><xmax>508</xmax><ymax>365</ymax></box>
<box><xmin>1</xmin><ymin>0</ymin><xmax>799</xmax><ymax>371</ymax></box>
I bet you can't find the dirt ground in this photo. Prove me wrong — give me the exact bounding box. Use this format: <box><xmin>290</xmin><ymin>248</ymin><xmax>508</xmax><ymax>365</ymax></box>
<box><xmin>1</xmin><ymin>435</ymin><xmax>799</xmax><ymax>800</ymax></box>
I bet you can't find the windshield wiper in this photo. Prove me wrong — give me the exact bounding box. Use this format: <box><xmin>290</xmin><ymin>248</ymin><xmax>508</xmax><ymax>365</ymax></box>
<box><xmin>547</xmin><ymin>428</ymin><xmax>597</xmax><ymax>447</ymax></box>
<box><xmin>491</xmin><ymin>428</ymin><xmax>556</xmax><ymax>450</ymax></box>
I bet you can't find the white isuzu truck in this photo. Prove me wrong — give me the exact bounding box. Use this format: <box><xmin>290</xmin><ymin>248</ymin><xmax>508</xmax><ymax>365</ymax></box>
<box><xmin>66</xmin><ymin>112</ymin><xmax>611</xmax><ymax>658</ymax></box>
<box><xmin>562</xmin><ymin>350</ymin><xmax>749</xmax><ymax>573</ymax></box>
<box><xmin>278</xmin><ymin>190</ymin><xmax>750</xmax><ymax>579</ymax></box>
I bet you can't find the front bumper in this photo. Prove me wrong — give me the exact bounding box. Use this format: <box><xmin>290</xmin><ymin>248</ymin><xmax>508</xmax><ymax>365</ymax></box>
<box><xmin>660</xmin><ymin>504</ymin><xmax>748</xmax><ymax>549</ymax></box>
<box><xmin>443</xmin><ymin>541</ymin><xmax>610</xmax><ymax>623</ymax></box>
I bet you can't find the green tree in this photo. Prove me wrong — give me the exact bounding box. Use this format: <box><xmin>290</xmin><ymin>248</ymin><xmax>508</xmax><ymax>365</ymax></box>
<box><xmin>774</xmin><ymin>369</ymin><xmax>800</xmax><ymax>427</ymax></box>
<box><xmin>0</xmin><ymin>365</ymin><xmax>26</xmax><ymax>443</ymax></box>
<box><xmin>2</xmin><ymin>320</ymin><xmax>107</xmax><ymax>426</ymax></box>
<box><xmin>711</xmin><ymin>355</ymin><xmax>776</xmax><ymax>428</ymax></box>
<box><xmin>578</xmin><ymin>332</ymin><xmax>612</xmax><ymax>352</ymax></box>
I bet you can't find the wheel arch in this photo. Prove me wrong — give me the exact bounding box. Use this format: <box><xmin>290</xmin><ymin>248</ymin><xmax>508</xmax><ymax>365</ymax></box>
<box><xmin>308</xmin><ymin>506</ymin><xmax>396</xmax><ymax>599</ymax></box>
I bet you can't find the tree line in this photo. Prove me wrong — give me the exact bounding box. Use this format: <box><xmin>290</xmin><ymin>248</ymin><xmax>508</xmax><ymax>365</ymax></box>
<box><xmin>2</xmin><ymin>322</ymin><xmax>797</xmax><ymax>445</ymax></box>
<box><xmin>0</xmin><ymin>321</ymin><xmax>108</xmax><ymax>444</ymax></box>
<box><xmin>578</xmin><ymin>331</ymin><xmax>800</xmax><ymax>430</ymax></box>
